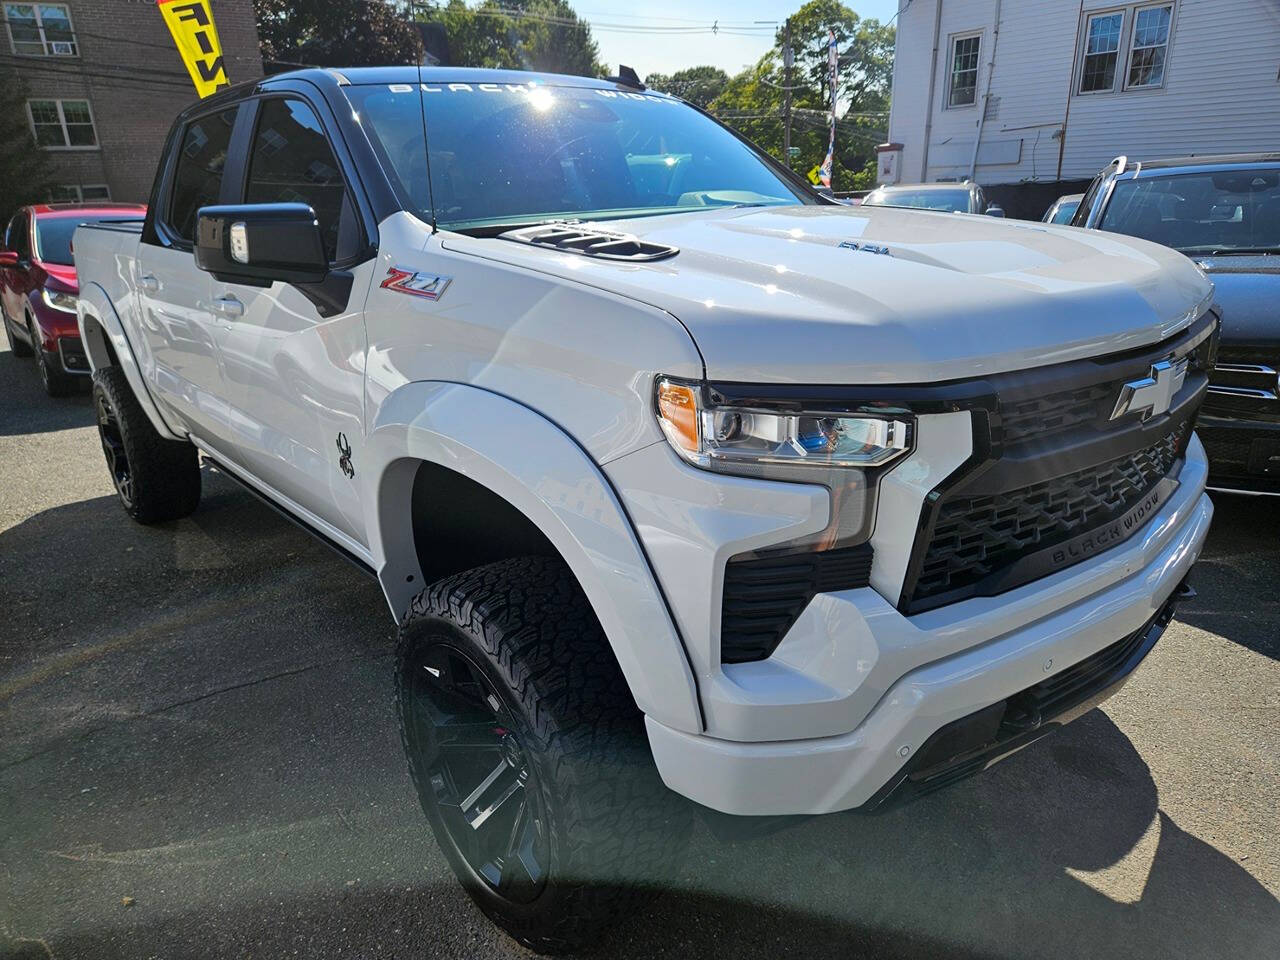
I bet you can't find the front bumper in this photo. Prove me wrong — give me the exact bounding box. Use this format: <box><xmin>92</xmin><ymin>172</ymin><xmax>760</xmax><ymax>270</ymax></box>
<box><xmin>641</xmin><ymin>439</ymin><xmax>1212</xmax><ymax>816</ymax></box>
<box><xmin>1199</xmin><ymin>413</ymin><xmax>1280</xmax><ymax>495</ymax></box>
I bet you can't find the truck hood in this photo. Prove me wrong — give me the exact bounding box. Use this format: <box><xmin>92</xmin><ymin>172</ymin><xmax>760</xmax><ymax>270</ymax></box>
<box><xmin>449</xmin><ymin>205</ymin><xmax>1214</xmax><ymax>384</ymax></box>
<box><xmin>1194</xmin><ymin>255</ymin><xmax>1278</xmax><ymax>352</ymax></box>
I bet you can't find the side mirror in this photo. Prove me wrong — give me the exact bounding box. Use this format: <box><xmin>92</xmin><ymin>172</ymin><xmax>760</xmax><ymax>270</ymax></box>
<box><xmin>985</xmin><ymin>205</ymin><xmax>1006</xmax><ymax>218</ymax></box>
<box><xmin>194</xmin><ymin>203</ymin><xmax>327</xmax><ymax>285</ymax></box>
<box><xmin>0</xmin><ymin>250</ymin><xmax>17</xmax><ymax>267</ymax></box>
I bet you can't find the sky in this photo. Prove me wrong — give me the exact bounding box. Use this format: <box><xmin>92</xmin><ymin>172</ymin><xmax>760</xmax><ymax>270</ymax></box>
<box><xmin>570</xmin><ymin>1</ymin><xmax>901</xmax><ymax>78</ymax></box>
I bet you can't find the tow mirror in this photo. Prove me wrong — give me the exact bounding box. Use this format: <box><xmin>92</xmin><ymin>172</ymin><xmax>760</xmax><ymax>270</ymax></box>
<box><xmin>985</xmin><ymin>205</ymin><xmax>1006</xmax><ymax>218</ymax></box>
<box><xmin>0</xmin><ymin>250</ymin><xmax>17</xmax><ymax>267</ymax></box>
<box><xmin>194</xmin><ymin>203</ymin><xmax>327</xmax><ymax>285</ymax></box>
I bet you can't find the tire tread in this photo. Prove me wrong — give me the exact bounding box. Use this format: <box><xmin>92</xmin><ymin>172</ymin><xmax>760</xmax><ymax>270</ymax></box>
<box><xmin>396</xmin><ymin>557</ymin><xmax>690</xmax><ymax>954</ymax></box>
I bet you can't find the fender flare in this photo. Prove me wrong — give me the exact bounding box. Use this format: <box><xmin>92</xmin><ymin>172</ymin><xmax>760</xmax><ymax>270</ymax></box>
<box><xmin>76</xmin><ymin>281</ymin><xmax>184</xmax><ymax>441</ymax></box>
<box><xmin>363</xmin><ymin>380</ymin><xmax>703</xmax><ymax>735</ymax></box>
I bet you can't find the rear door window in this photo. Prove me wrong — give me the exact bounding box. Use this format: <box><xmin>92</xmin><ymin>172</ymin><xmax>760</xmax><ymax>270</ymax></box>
<box><xmin>243</xmin><ymin>98</ymin><xmax>358</xmax><ymax>262</ymax></box>
<box><xmin>168</xmin><ymin>107</ymin><xmax>240</xmax><ymax>244</ymax></box>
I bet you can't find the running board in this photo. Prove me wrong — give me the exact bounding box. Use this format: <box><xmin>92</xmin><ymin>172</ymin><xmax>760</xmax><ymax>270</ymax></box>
<box><xmin>199</xmin><ymin>453</ymin><xmax>378</xmax><ymax>581</ymax></box>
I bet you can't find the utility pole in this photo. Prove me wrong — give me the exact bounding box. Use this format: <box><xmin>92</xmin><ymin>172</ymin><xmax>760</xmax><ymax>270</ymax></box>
<box><xmin>783</xmin><ymin>18</ymin><xmax>793</xmax><ymax>168</ymax></box>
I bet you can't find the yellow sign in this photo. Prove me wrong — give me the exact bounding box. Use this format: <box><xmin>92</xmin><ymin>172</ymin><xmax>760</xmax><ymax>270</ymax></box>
<box><xmin>807</xmin><ymin>164</ymin><xmax>823</xmax><ymax>186</ymax></box>
<box><xmin>157</xmin><ymin>0</ymin><xmax>228</xmax><ymax>98</ymax></box>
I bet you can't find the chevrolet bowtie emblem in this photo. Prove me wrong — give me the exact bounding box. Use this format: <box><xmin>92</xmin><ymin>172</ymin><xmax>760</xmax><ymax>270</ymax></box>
<box><xmin>1110</xmin><ymin>357</ymin><xmax>1189</xmax><ymax>421</ymax></box>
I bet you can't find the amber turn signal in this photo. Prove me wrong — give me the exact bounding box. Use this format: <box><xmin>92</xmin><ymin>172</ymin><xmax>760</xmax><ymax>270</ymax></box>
<box><xmin>655</xmin><ymin>379</ymin><xmax>700</xmax><ymax>454</ymax></box>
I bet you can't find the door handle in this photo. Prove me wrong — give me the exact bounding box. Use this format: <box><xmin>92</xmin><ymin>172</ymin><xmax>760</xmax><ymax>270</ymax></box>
<box><xmin>138</xmin><ymin>273</ymin><xmax>159</xmax><ymax>293</ymax></box>
<box><xmin>211</xmin><ymin>295</ymin><xmax>244</xmax><ymax>318</ymax></box>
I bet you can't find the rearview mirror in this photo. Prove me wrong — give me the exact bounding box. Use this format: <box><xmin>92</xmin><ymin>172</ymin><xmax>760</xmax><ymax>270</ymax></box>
<box><xmin>0</xmin><ymin>250</ymin><xmax>16</xmax><ymax>267</ymax></box>
<box><xmin>985</xmin><ymin>205</ymin><xmax>1006</xmax><ymax>218</ymax></box>
<box><xmin>194</xmin><ymin>203</ymin><xmax>327</xmax><ymax>285</ymax></box>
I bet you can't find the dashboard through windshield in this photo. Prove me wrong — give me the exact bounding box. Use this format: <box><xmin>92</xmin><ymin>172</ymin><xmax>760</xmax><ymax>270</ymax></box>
<box><xmin>345</xmin><ymin>82</ymin><xmax>808</xmax><ymax>231</ymax></box>
<box><xmin>1099</xmin><ymin>168</ymin><xmax>1280</xmax><ymax>254</ymax></box>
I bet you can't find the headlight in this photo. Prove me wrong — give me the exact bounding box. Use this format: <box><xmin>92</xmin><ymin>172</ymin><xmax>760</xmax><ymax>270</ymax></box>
<box><xmin>42</xmin><ymin>288</ymin><xmax>78</xmax><ymax>313</ymax></box>
<box><xmin>655</xmin><ymin>377</ymin><xmax>912</xmax><ymax>474</ymax></box>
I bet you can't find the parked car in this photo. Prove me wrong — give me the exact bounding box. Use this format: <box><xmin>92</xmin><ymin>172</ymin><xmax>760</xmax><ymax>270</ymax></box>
<box><xmin>1</xmin><ymin>202</ymin><xmax>147</xmax><ymax>395</ymax></box>
<box><xmin>1073</xmin><ymin>154</ymin><xmax>1279</xmax><ymax>494</ymax></box>
<box><xmin>863</xmin><ymin>180</ymin><xmax>1005</xmax><ymax>216</ymax></box>
<box><xmin>1043</xmin><ymin>193</ymin><xmax>1083</xmax><ymax>225</ymax></box>
<box><xmin>75</xmin><ymin>68</ymin><xmax>1216</xmax><ymax>953</ymax></box>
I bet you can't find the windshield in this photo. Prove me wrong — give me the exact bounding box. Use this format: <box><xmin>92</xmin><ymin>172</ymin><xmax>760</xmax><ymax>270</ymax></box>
<box><xmin>36</xmin><ymin>215</ymin><xmax>140</xmax><ymax>266</ymax></box>
<box><xmin>863</xmin><ymin>188</ymin><xmax>970</xmax><ymax>213</ymax></box>
<box><xmin>1047</xmin><ymin>200</ymin><xmax>1080</xmax><ymax>224</ymax></box>
<box><xmin>345</xmin><ymin>82</ymin><xmax>807</xmax><ymax>231</ymax></box>
<box><xmin>1099</xmin><ymin>169</ymin><xmax>1280</xmax><ymax>254</ymax></box>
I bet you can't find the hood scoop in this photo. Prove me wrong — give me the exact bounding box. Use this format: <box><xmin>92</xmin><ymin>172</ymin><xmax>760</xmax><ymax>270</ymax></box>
<box><xmin>501</xmin><ymin>223</ymin><xmax>678</xmax><ymax>262</ymax></box>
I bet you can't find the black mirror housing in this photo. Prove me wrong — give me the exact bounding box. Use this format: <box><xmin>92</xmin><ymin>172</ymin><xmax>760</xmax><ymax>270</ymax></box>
<box><xmin>195</xmin><ymin>203</ymin><xmax>328</xmax><ymax>285</ymax></box>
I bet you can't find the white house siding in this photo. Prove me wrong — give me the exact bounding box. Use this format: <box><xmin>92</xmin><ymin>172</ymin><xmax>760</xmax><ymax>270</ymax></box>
<box><xmin>887</xmin><ymin>0</ymin><xmax>1280</xmax><ymax>186</ymax></box>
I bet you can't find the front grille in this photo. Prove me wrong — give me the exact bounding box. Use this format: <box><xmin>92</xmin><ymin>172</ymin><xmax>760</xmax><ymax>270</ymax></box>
<box><xmin>720</xmin><ymin>543</ymin><xmax>873</xmax><ymax>663</ymax></box>
<box><xmin>997</xmin><ymin>322</ymin><xmax>1218</xmax><ymax>447</ymax></box>
<box><xmin>912</xmin><ymin>422</ymin><xmax>1189</xmax><ymax>607</ymax></box>
<box><xmin>999</xmin><ymin>382</ymin><xmax>1114</xmax><ymax>445</ymax></box>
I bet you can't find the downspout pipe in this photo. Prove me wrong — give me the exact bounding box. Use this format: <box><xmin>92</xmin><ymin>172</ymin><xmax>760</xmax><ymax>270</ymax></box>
<box><xmin>919</xmin><ymin>0</ymin><xmax>943</xmax><ymax>181</ymax></box>
<box><xmin>968</xmin><ymin>0</ymin><xmax>1002</xmax><ymax>181</ymax></box>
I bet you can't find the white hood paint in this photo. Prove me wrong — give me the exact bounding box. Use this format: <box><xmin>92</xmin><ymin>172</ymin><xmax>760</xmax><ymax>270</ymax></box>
<box><xmin>446</xmin><ymin>204</ymin><xmax>1214</xmax><ymax>385</ymax></box>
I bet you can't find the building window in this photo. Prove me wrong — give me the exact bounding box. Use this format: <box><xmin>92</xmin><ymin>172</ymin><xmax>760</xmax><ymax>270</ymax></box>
<box><xmin>27</xmin><ymin>98</ymin><xmax>97</xmax><ymax>148</ymax></box>
<box><xmin>1127</xmin><ymin>4</ymin><xmax>1172</xmax><ymax>88</ymax></box>
<box><xmin>5</xmin><ymin>3</ymin><xmax>77</xmax><ymax>57</ymax></box>
<box><xmin>1081</xmin><ymin>12</ymin><xmax>1125</xmax><ymax>92</ymax></box>
<box><xmin>948</xmin><ymin>34</ymin><xmax>981</xmax><ymax>107</ymax></box>
<box><xmin>47</xmin><ymin>184</ymin><xmax>110</xmax><ymax>202</ymax></box>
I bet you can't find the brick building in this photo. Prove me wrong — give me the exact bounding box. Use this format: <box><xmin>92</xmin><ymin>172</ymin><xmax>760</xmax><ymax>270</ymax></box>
<box><xmin>2</xmin><ymin>0</ymin><xmax>262</xmax><ymax>204</ymax></box>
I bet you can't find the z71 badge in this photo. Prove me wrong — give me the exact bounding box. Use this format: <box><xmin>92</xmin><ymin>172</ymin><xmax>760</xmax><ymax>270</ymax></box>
<box><xmin>380</xmin><ymin>266</ymin><xmax>452</xmax><ymax>301</ymax></box>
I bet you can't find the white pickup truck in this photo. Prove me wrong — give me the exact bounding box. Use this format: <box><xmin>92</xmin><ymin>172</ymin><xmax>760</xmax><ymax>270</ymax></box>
<box><xmin>75</xmin><ymin>67</ymin><xmax>1218</xmax><ymax>952</ymax></box>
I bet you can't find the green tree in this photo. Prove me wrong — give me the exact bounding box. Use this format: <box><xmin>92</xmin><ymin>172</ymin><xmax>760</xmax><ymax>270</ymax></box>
<box><xmin>709</xmin><ymin>1</ymin><xmax>893</xmax><ymax>191</ymax></box>
<box><xmin>0</xmin><ymin>62</ymin><xmax>52</xmax><ymax>220</ymax></box>
<box><xmin>434</xmin><ymin>0</ymin><xmax>605</xmax><ymax>77</ymax></box>
<box><xmin>644</xmin><ymin>66</ymin><xmax>728</xmax><ymax>109</ymax></box>
<box><xmin>254</xmin><ymin>0</ymin><xmax>420</xmax><ymax>67</ymax></box>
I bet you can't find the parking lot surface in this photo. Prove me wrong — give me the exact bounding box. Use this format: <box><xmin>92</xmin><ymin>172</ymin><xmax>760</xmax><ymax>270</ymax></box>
<box><xmin>1</xmin><ymin>344</ymin><xmax>1277</xmax><ymax>960</ymax></box>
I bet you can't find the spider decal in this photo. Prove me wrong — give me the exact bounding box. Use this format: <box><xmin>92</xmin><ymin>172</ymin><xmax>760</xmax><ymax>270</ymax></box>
<box><xmin>337</xmin><ymin>432</ymin><xmax>355</xmax><ymax>479</ymax></box>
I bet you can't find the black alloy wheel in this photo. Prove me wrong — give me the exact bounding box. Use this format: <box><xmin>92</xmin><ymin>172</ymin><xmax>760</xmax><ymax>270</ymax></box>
<box><xmin>402</xmin><ymin>639</ymin><xmax>550</xmax><ymax>902</ymax></box>
<box><xmin>96</xmin><ymin>385</ymin><xmax>134</xmax><ymax>508</ymax></box>
<box><xmin>396</xmin><ymin>558</ymin><xmax>692</xmax><ymax>954</ymax></box>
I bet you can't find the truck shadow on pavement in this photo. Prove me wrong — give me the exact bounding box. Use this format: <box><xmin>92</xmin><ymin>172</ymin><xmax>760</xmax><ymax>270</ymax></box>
<box><xmin>1</xmin><ymin>470</ymin><xmax>1277</xmax><ymax>958</ymax></box>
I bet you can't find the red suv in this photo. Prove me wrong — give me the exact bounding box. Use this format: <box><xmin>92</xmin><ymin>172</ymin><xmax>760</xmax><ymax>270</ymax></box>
<box><xmin>2</xmin><ymin>203</ymin><xmax>146</xmax><ymax>395</ymax></box>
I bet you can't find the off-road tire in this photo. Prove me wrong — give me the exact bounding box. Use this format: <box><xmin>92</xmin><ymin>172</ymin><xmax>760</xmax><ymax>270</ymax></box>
<box><xmin>92</xmin><ymin>365</ymin><xmax>201</xmax><ymax>523</ymax></box>
<box><xmin>2</xmin><ymin>307</ymin><xmax>32</xmax><ymax>357</ymax></box>
<box><xmin>396</xmin><ymin>557</ymin><xmax>691</xmax><ymax>955</ymax></box>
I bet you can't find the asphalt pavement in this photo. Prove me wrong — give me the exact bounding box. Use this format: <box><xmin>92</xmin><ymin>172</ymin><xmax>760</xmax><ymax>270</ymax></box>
<box><xmin>1</xmin><ymin>340</ymin><xmax>1277</xmax><ymax>960</ymax></box>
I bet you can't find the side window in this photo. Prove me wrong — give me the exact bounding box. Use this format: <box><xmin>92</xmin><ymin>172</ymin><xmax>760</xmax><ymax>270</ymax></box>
<box><xmin>245</xmin><ymin>98</ymin><xmax>356</xmax><ymax>262</ymax></box>
<box><xmin>168</xmin><ymin>107</ymin><xmax>238</xmax><ymax>244</ymax></box>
